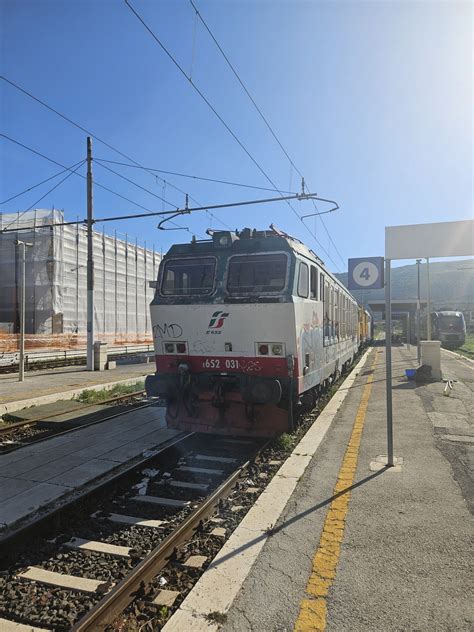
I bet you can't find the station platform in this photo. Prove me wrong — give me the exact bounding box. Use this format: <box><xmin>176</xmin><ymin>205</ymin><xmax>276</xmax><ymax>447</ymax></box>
<box><xmin>0</xmin><ymin>404</ymin><xmax>182</xmax><ymax>542</ymax></box>
<box><xmin>166</xmin><ymin>345</ymin><xmax>473</xmax><ymax>631</ymax></box>
<box><xmin>0</xmin><ymin>362</ymin><xmax>155</xmax><ymax>416</ymax></box>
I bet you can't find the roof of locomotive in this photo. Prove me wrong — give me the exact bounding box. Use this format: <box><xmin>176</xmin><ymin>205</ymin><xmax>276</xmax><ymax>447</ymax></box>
<box><xmin>164</xmin><ymin>225</ymin><xmax>324</xmax><ymax>265</ymax></box>
<box><xmin>159</xmin><ymin>226</ymin><xmax>361</xmax><ymax>303</ymax></box>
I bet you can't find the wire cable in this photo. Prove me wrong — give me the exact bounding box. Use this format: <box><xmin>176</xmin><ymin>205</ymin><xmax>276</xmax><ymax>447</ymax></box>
<box><xmin>124</xmin><ymin>0</ymin><xmax>341</xmax><ymax>268</ymax></box>
<box><xmin>94</xmin><ymin>158</ymin><xmax>296</xmax><ymax>194</ymax></box>
<box><xmin>0</xmin><ymin>74</ymin><xmax>198</xmax><ymax>205</ymax></box>
<box><xmin>0</xmin><ymin>133</ymin><xmax>155</xmax><ymax>213</ymax></box>
<box><xmin>0</xmin><ymin>133</ymin><xmax>192</xmax><ymax>232</ymax></box>
<box><xmin>0</xmin><ymin>79</ymin><xmax>230</xmax><ymax>235</ymax></box>
<box><xmin>190</xmin><ymin>0</ymin><xmax>298</xmax><ymax>173</ymax></box>
<box><xmin>95</xmin><ymin>158</ymin><xmax>231</xmax><ymax>231</ymax></box>
<box><xmin>1</xmin><ymin>160</ymin><xmax>85</xmax><ymax>206</ymax></box>
<box><xmin>1</xmin><ymin>160</ymin><xmax>87</xmax><ymax>232</ymax></box>
<box><xmin>189</xmin><ymin>1</ymin><xmax>346</xmax><ymax>269</ymax></box>
<box><xmin>94</xmin><ymin>159</ymin><xmax>179</xmax><ymax>209</ymax></box>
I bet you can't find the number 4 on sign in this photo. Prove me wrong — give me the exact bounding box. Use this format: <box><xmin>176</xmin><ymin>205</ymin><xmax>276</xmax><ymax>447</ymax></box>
<box><xmin>347</xmin><ymin>257</ymin><xmax>384</xmax><ymax>290</ymax></box>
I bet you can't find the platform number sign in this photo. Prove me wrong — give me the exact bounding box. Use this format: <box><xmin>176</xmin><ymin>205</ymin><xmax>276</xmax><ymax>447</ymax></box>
<box><xmin>348</xmin><ymin>257</ymin><xmax>384</xmax><ymax>290</ymax></box>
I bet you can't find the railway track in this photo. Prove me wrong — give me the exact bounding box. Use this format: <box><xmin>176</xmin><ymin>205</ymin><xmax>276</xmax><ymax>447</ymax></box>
<box><xmin>0</xmin><ymin>432</ymin><xmax>270</xmax><ymax>631</ymax></box>
<box><xmin>0</xmin><ymin>390</ymin><xmax>149</xmax><ymax>455</ymax></box>
<box><xmin>0</xmin><ymin>344</ymin><xmax>154</xmax><ymax>375</ymax></box>
<box><xmin>0</xmin><ymin>352</ymin><xmax>363</xmax><ymax>631</ymax></box>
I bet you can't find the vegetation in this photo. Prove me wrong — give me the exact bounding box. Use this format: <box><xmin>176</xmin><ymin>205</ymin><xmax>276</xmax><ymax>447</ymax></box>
<box><xmin>273</xmin><ymin>432</ymin><xmax>295</xmax><ymax>451</ymax></box>
<box><xmin>205</xmin><ymin>612</ymin><xmax>228</xmax><ymax>625</ymax></box>
<box><xmin>75</xmin><ymin>381</ymin><xmax>145</xmax><ymax>404</ymax></box>
<box><xmin>454</xmin><ymin>334</ymin><xmax>474</xmax><ymax>360</ymax></box>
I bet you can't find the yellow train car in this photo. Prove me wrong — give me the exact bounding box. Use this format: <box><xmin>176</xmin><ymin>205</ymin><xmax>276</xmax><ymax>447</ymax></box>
<box><xmin>358</xmin><ymin>304</ymin><xmax>373</xmax><ymax>344</ymax></box>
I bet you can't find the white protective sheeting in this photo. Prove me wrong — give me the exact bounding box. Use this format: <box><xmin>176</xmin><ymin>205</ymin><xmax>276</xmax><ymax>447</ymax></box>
<box><xmin>0</xmin><ymin>210</ymin><xmax>160</xmax><ymax>343</ymax></box>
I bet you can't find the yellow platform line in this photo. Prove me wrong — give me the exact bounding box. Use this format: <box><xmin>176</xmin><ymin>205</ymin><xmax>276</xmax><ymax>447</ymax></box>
<box><xmin>294</xmin><ymin>352</ymin><xmax>377</xmax><ymax>631</ymax></box>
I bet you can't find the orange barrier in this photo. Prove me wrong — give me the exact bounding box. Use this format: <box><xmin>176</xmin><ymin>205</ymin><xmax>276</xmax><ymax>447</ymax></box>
<box><xmin>0</xmin><ymin>333</ymin><xmax>153</xmax><ymax>354</ymax></box>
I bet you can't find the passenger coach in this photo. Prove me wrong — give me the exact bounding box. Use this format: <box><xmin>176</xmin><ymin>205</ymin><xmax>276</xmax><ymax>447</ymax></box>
<box><xmin>146</xmin><ymin>226</ymin><xmax>363</xmax><ymax>437</ymax></box>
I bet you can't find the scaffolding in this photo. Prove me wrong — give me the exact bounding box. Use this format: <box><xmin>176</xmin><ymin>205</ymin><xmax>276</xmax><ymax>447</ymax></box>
<box><xmin>0</xmin><ymin>210</ymin><xmax>160</xmax><ymax>352</ymax></box>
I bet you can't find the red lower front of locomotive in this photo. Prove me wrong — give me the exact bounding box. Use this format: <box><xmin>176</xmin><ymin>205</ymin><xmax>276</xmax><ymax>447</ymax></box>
<box><xmin>145</xmin><ymin>354</ymin><xmax>296</xmax><ymax>438</ymax></box>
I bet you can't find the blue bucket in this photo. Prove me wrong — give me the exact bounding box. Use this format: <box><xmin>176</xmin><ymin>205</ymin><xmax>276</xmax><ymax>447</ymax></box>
<box><xmin>405</xmin><ymin>369</ymin><xmax>416</xmax><ymax>380</ymax></box>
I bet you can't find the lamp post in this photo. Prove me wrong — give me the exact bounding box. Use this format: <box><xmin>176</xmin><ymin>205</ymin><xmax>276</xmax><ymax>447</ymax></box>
<box><xmin>416</xmin><ymin>259</ymin><xmax>421</xmax><ymax>363</ymax></box>
<box><xmin>15</xmin><ymin>239</ymin><xmax>33</xmax><ymax>381</ymax></box>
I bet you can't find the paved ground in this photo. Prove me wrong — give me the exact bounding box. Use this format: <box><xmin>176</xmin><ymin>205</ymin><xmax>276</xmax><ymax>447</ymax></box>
<box><xmin>0</xmin><ymin>404</ymin><xmax>181</xmax><ymax>541</ymax></box>
<box><xmin>222</xmin><ymin>346</ymin><xmax>473</xmax><ymax>632</ymax></box>
<box><xmin>0</xmin><ymin>362</ymin><xmax>154</xmax><ymax>414</ymax></box>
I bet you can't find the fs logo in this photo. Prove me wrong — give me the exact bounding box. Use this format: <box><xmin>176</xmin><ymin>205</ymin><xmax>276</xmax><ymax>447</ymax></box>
<box><xmin>206</xmin><ymin>311</ymin><xmax>229</xmax><ymax>334</ymax></box>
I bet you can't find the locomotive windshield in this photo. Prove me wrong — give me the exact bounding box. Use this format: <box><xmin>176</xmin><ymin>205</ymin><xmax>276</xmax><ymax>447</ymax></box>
<box><xmin>227</xmin><ymin>253</ymin><xmax>287</xmax><ymax>293</ymax></box>
<box><xmin>161</xmin><ymin>257</ymin><xmax>216</xmax><ymax>295</ymax></box>
<box><xmin>438</xmin><ymin>313</ymin><xmax>464</xmax><ymax>330</ymax></box>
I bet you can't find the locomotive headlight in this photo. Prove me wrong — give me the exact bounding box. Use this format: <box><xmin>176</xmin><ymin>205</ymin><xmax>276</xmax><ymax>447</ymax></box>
<box><xmin>219</xmin><ymin>234</ymin><xmax>230</xmax><ymax>247</ymax></box>
<box><xmin>272</xmin><ymin>344</ymin><xmax>283</xmax><ymax>356</ymax></box>
<box><xmin>258</xmin><ymin>344</ymin><xmax>269</xmax><ymax>355</ymax></box>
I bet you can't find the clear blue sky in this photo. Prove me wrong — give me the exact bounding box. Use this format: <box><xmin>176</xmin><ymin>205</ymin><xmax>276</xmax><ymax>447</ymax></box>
<box><xmin>1</xmin><ymin>0</ymin><xmax>472</xmax><ymax>273</ymax></box>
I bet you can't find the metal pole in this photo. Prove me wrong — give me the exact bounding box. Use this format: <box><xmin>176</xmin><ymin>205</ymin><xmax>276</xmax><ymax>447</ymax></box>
<box><xmin>16</xmin><ymin>240</ymin><xmax>32</xmax><ymax>382</ymax></box>
<box><xmin>416</xmin><ymin>259</ymin><xmax>421</xmax><ymax>363</ymax></box>
<box><xmin>125</xmin><ymin>233</ymin><xmax>128</xmax><ymax>341</ymax></box>
<box><xmin>135</xmin><ymin>237</ymin><xmax>138</xmax><ymax>343</ymax></box>
<box><xmin>144</xmin><ymin>241</ymin><xmax>148</xmax><ymax>335</ymax></box>
<box><xmin>407</xmin><ymin>312</ymin><xmax>411</xmax><ymax>350</ymax></box>
<box><xmin>114</xmin><ymin>230</ymin><xmax>118</xmax><ymax>343</ymax></box>
<box><xmin>19</xmin><ymin>242</ymin><xmax>25</xmax><ymax>382</ymax></box>
<box><xmin>385</xmin><ymin>258</ymin><xmax>394</xmax><ymax>467</ymax></box>
<box><xmin>76</xmin><ymin>219</ymin><xmax>79</xmax><ymax>335</ymax></box>
<box><xmin>102</xmin><ymin>229</ymin><xmax>106</xmax><ymax>338</ymax></box>
<box><xmin>426</xmin><ymin>257</ymin><xmax>431</xmax><ymax>340</ymax></box>
<box><xmin>86</xmin><ymin>136</ymin><xmax>94</xmax><ymax>371</ymax></box>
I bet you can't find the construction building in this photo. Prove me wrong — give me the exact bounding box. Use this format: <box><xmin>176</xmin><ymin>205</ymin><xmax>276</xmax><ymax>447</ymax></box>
<box><xmin>0</xmin><ymin>210</ymin><xmax>160</xmax><ymax>351</ymax></box>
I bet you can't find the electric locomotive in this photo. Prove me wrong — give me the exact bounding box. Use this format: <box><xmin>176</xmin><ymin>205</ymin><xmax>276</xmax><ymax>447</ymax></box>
<box><xmin>146</xmin><ymin>226</ymin><xmax>361</xmax><ymax>437</ymax></box>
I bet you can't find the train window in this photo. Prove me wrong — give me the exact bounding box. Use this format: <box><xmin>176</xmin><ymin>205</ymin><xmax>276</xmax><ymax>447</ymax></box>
<box><xmin>227</xmin><ymin>253</ymin><xmax>287</xmax><ymax>293</ymax></box>
<box><xmin>161</xmin><ymin>257</ymin><xmax>216</xmax><ymax>295</ymax></box>
<box><xmin>320</xmin><ymin>273</ymin><xmax>324</xmax><ymax>302</ymax></box>
<box><xmin>297</xmin><ymin>262</ymin><xmax>309</xmax><ymax>298</ymax></box>
<box><xmin>310</xmin><ymin>266</ymin><xmax>318</xmax><ymax>300</ymax></box>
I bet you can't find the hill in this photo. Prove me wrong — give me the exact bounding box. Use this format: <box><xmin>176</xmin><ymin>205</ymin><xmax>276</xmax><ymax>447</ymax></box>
<box><xmin>335</xmin><ymin>259</ymin><xmax>473</xmax><ymax>311</ymax></box>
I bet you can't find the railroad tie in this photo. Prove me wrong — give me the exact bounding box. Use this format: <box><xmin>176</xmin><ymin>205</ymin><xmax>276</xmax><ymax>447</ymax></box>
<box><xmin>64</xmin><ymin>537</ymin><xmax>131</xmax><ymax>558</ymax></box>
<box><xmin>17</xmin><ymin>567</ymin><xmax>107</xmax><ymax>593</ymax></box>
<box><xmin>91</xmin><ymin>511</ymin><xmax>166</xmax><ymax>528</ymax></box>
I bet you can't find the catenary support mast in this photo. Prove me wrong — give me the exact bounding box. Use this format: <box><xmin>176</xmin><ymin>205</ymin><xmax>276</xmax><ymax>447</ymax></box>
<box><xmin>86</xmin><ymin>136</ymin><xmax>94</xmax><ymax>371</ymax></box>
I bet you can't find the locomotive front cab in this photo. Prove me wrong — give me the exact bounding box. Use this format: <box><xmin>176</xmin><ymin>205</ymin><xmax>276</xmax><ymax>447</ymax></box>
<box><xmin>146</xmin><ymin>227</ymin><xmax>361</xmax><ymax>437</ymax></box>
<box><xmin>146</xmin><ymin>229</ymin><xmax>297</xmax><ymax>437</ymax></box>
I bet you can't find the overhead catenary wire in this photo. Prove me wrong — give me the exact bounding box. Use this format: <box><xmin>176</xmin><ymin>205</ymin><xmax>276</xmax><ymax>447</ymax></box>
<box><xmin>1</xmin><ymin>75</ymin><xmax>231</xmax><ymax>235</ymax></box>
<box><xmin>0</xmin><ymin>76</ymin><xmax>209</xmax><ymax>235</ymax></box>
<box><xmin>94</xmin><ymin>159</ymin><xmax>179</xmax><ymax>209</ymax></box>
<box><xmin>0</xmin><ymin>132</ymin><xmax>195</xmax><ymax>233</ymax></box>
<box><xmin>1</xmin><ymin>190</ymin><xmax>318</xmax><ymax>233</ymax></box>
<box><xmin>0</xmin><ymin>75</ymin><xmax>195</xmax><ymax>204</ymax></box>
<box><xmin>124</xmin><ymin>0</ymin><xmax>341</xmax><ymax>269</ymax></box>
<box><xmin>23</xmin><ymin>160</ymin><xmax>86</xmax><ymax>214</ymax></box>
<box><xmin>1</xmin><ymin>160</ymin><xmax>87</xmax><ymax>232</ymax></box>
<box><xmin>189</xmin><ymin>1</ymin><xmax>346</xmax><ymax>269</ymax></box>
<box><xmin>1</xmin><ymin>160</ymin><xmax>85</xmax><ymax>206</ymax></box>
<box><xmin>94</xmin><ymin>158</ymin><xmax>233</xmax><ymax>231</ymax></box>
<box><xmin>94</xmin><ymin>158</ymin><xmax>296</xmax><ymax>194</ymax></box>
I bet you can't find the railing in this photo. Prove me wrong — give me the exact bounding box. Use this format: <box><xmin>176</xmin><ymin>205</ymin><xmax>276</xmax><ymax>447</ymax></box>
<box><xmin>0</xmin><ymin>344</ymin><xmax>155</xmax><ymax>368</ymax></box>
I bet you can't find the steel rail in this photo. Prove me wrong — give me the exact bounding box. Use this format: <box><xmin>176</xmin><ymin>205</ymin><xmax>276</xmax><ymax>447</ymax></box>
<box><xmin>72</xmin><ymin>441</ymin><xmax>268</xmax><ymax>631</ymax></box>
<box><xmin>0</xmin><ymin>389</ymin><xmax>147</xmax><ymax>438</ymax></box>
<box><xmin>0</xmin><ymin>344</ymin><xmax>153</xmax><ymax>371</ymax></box>
<box><xmin>0</xmin><ymin>431</ymin><xmax>193</xmax><ymax>548</ymax></box>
